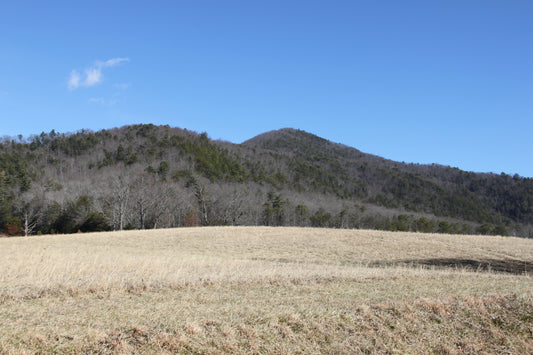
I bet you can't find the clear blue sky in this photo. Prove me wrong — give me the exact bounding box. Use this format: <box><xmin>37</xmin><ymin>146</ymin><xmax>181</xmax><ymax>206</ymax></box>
<box><xmin>1</xmin><ymin>1</ymin><xmax>532</xmax><ymax>177</ymax></box>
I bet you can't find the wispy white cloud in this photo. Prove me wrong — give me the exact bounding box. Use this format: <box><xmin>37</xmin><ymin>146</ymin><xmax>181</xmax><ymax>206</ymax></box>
<box><xmin>68</xmin><ymin>57</ymin><xmax>129</xmax><ymax>90</ymax></box>
<box><xmin>101</xmin><ymin>58</ymin><xmax>129</xmax><ymax>67</ymax></box>
<box><xmin>67</xmin><ymin>70</ymin><xmax>81</xmax><ymax>90</ymax></box>
<box><xmin>84</xmin><ymin>68</ymin><xmax>103</xmax><ymax>87</ymax></box>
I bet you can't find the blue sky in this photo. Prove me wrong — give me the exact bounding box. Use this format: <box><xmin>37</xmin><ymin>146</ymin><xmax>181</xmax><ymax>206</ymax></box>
<box><xmin>1</xmin><ymin>1</ymin><xmax>532</xmax><ymax>177</ymax></box>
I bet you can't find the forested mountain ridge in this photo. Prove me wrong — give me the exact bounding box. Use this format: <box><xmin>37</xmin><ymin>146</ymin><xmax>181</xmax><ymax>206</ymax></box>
<box><xmin>0</xmin><ymin>124</ymin><xmax>531</xmax><ymax>237</ymax></box>
<box><xmin>245</xmin><ymin>128</ymin><xmax>533</xmax><ymax>225</ymax></box>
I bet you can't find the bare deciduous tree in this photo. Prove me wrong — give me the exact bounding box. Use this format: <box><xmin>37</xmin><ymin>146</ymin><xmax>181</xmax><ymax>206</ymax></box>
<box><xmin>106</xmin><ymin>176</ymin><xmax>131</xmax><ymax>231</ymax></box>
<box><xmin>16</xmin><ymin>192</ymin><xmax>44</xmax><ymax>236</ymax></box>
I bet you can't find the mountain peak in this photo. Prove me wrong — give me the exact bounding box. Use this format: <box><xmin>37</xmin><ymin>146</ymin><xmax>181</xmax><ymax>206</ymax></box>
<box><xmin>242</xmin><ymin>128</ymin><xmax>328</xmax><ymax>150</ymax></box>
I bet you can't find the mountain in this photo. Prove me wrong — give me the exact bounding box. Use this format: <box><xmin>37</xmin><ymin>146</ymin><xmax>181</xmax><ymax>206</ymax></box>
<box><xmin>0</xmin><ymin>124</ymin><xmax>531</xmax><ymax>237</ymax></box>
<box><xmin>244</xmin><ymin>128</ymin><xmax>532</xmax><ymax>225</ymax></box>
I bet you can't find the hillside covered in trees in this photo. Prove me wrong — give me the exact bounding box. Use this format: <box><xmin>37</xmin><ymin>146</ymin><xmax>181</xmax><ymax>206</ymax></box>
<box><xmin>1</xmin><ymin>124</ymin><xmax>532</xmax><ymax>237</ymax></box>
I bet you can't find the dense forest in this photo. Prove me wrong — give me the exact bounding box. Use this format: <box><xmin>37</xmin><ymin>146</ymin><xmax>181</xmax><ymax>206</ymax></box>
<box><xmin>1</xmin><ymin>124</ymin><xmax>532</xmax><ymax>237</ymax></box>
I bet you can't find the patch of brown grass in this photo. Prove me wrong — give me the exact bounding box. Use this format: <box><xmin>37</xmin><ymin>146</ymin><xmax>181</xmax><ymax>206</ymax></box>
<box><xmin>0</xmin><ymin>227</ymin><xmax>531</xmax><ymax>353</ymax></box>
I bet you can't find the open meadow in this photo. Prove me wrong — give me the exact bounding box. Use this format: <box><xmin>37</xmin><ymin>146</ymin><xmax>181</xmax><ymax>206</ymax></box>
<box><xmin>0</xmin><ymin>227</ymin><xmax>532</xmax><ymax>354</ymax></box>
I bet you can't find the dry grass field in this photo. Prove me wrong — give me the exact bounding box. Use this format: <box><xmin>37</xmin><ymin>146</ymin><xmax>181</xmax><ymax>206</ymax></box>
<box><xmin>0</xmin><ymin>227</ymin><xmax>532</xmax><ymax>354</ymax></box>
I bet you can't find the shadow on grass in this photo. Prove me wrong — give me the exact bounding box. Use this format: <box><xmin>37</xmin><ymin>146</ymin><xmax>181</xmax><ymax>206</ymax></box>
<box><xmin>370</xmin><ymin>258</ymin><xmax>533</xmax><ymax>275</ymax></box>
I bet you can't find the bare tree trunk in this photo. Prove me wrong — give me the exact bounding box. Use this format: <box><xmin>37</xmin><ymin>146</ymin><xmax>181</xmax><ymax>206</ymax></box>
<box><xmin>139</xmin><ymin>201</ymin><xmax>146</xmax><ymax>229</ymax></box>
<box><xmin>23</xmin><ymin>211</ymin><xmax>37</xmax><ymax>236</ymax></box>
<box><xmin>109</xmin><ymin>176</ymin><xmax>131</xmax><ymax>231</ymax></box>
<box><xmin>18</xmin><ymin>195</ymin><xmax>43</xmax><ymax>236</ymax></box>
<box><xmin>194</xmin><ymin>182</ymin><xmax>209</xmax><ymax>226</ymax></box>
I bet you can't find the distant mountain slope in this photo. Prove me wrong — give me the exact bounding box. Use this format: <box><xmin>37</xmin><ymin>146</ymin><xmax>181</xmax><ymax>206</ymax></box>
<box><xmin>244</xmin><ymin>128</ymin><xmax>533</xmax><ymax>226</ymax></box>
<box><xmin>0</xmin><ymin>124</ymin><xmax>531</xmax><ymax>237</ymax></box>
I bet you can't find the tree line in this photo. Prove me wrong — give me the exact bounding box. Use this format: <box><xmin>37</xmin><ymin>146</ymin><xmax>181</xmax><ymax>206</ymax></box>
<box><xmin>0</xmin><ymin>124</ymin><xmax>531</xmax><ymax>237</ymax></box>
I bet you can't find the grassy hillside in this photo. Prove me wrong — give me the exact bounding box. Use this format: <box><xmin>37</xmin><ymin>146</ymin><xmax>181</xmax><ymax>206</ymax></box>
<box><xmin>1</xmin><ymin>227</ymin><xmax>532</xmax><ymax>353</ymax></box>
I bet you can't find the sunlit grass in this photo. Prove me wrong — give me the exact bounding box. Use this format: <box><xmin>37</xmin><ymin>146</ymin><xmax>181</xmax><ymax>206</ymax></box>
<box><xmin>1</xmin><ymin>227</ymin><xmax>531</xmax><ymax>353</ymax></box>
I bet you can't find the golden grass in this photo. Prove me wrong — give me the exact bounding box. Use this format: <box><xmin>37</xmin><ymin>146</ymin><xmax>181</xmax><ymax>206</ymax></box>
<box><xmin>1</xmin><ymin>227</ymin><xmax>532</xmax><ymax>354</ymax></box>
